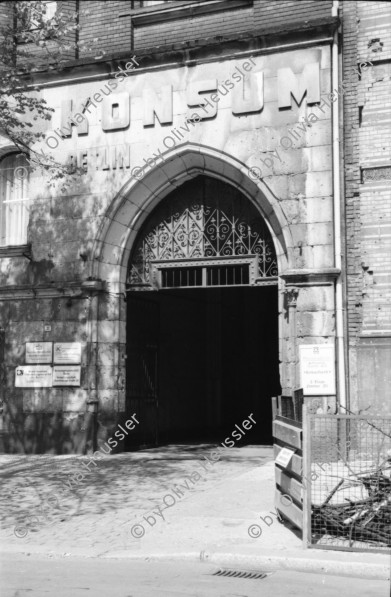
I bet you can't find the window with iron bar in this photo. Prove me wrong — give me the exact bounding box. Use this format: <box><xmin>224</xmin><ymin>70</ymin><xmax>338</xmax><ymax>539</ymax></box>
<box><xmin>138</xmin><ymin>256</ymin><xmax>278</xmax><ymax>290</ymax></box>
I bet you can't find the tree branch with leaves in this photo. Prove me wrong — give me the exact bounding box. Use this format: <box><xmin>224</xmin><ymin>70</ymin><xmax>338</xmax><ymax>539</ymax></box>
<box><xmin>0</xmin><ymin>1</ymin><xmax>102</xmax><ymax>187</ymax></box>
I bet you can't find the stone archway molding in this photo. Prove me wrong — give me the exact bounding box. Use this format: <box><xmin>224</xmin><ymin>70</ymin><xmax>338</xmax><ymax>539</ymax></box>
<box><xmin>92</xmin><ymin>143</ymin><xmax>294</xmax><ymax>292</ymax></box>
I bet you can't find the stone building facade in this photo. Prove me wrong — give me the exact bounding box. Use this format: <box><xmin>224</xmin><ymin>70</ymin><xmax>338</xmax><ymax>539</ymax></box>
<box><xmin>0</xmin><ymin>0</ymin><xmax>389</xmax><ymax>454</ymax></box>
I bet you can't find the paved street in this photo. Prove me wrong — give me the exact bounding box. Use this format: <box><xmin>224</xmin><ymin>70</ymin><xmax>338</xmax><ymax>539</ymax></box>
<box><xmin>1</xmin><ymin>445</ymin><xmax>389</xmax><ymax>594</ymax></box>
<box><xmin>1</xmin><ymin>554</ymin><xmax>388</xmax><ymax>597</ymax></box>
<box><xmin>1</xmin><ymin>446</ymin><xmax>294</xmax><ymax>556</ymax></box>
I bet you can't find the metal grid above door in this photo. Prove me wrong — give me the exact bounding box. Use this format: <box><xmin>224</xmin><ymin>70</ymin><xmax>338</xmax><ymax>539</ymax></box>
<box><xmin>127</xmin><ymin>176</ymin><xmax>278</xmax><ymax>290</ymax></box>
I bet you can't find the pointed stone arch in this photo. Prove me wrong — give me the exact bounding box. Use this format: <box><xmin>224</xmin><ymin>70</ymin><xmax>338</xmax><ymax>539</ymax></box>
<box><xmin>92</xmin><ymin>143</ymin><xmax>293</xmax><ymax>291</ymax></box>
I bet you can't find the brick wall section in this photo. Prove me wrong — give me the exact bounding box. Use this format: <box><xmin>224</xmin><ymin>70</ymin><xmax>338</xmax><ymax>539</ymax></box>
<box><xmin>346</xmin><ymin>0</ymin><xmax>391</xmax><ymax>335</ymax></box>
<box><xmin>342</xmin><ymin>0</ymin><xmax>391</xmax><ymax>411</ymax></box>
<box><xmin>132</xmin><ymin>7</ymin><xmax>255</xmax><ymax>51</ymax></box>
<box><xmin>0</xmin><ymin>1</ymin><xmax>79</xmax><ymax>65</ymax></box>
<box><xmin>77</xmin><ymin>0</ymin><xmax>333</xmax><ymax>56</ymax></box>
<box><xmin>0</xmin><ymin>0</ymin><xmax>333</xmax><ymax>63</ymax></box>
<box><xmin>358</xmin><ymin>0</ymin><xmax>391</xmax><ymax>335</ymax></box>
<box><xmin>341</xmin><ymin>0</ymin><xmax>361</xmax><ymax>338</ymax></box>
<box><xmin>357</xmin><ymin>0</ymin><xmax>391</xmax><ymax>60</ymax></box>
<box><xmin>77</xmin><ymin>0</ymin><xmax>132</xmax><ymax>58</ymax></box>
<box><xmin>57</xmin><ymin>0</ymin><xmax>78</xmax><ymax>61</ymax></box>
<box><xmin>0</xmin><ymin>2</ymin><xmax>14</xmax><ymax>28</ymax></box>
<box><xmin>0</xmin><ymin>1</ymin><xmax>13</xmax><ymax>32</ymax></box>
<box><xmin>0</xmin><ymin>0</ymin><xmax>14</xmax><ymax>63</ymax></box>
<box><xmin>21</xmin><ymin>0</ymin><xmax>79</xmax><ymax>63</ymax></box>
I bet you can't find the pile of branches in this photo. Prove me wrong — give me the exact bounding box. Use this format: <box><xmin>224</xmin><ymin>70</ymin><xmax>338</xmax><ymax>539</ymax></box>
<box><xmin>312</xmin><ymin>468</ymin><xmax>391</xmax><ymax>547</ymax></box>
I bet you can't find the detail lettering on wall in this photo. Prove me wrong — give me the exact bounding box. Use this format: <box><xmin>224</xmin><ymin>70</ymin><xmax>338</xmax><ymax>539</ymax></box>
<box><xmin>49</xmin><ymin>59</ymin><xmax>322</xmax><ymax>175</ymax></box>
<box><xmin>299</xmin><ymin>344</ymin><xmax>336</xmax><ymax>396</ymax></box>
<box><xmin>15</xmin><ymin>366</ymin><xmax>53</xmax><ymax>388</ymax></box>
<box><xmin>53</xmin><ymin>342</ymin><xmax>82</xmax><ymax>365</ymax></box>
<box><xmin>52</xmin><ymin>366</ymin><xmax>81</xmax><ymax>387</ymax></box>
<box><xmin>67</xmin><ymin>144</ymin><xmax>131</xmax><ymax>172</ymax></box>
<box><xmin>25</xmin><ymin>342</ymin><xmax>53</xmax><ymax>364</ymax></box>
<box><xmin>277</xmin><ymin>63</ymin><xmax>320</xmax><ymax>108</ymax></box>
<box><xmin>56</xmin><ymin>60</ymin><xmax>320</xmax><ymax>134</ymax></box>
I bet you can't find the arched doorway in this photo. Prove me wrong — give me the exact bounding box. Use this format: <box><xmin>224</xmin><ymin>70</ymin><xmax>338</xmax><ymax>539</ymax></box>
<box><xmin>125</xmin><ymin>175</ymin><xmax>281</xmax><ymax>448</ymax></box>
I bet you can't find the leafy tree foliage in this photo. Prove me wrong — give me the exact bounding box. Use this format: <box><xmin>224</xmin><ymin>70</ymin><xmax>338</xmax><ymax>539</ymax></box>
<box><xmin>0</xmin><ymin>1</ymin><xmax>101</xmax><ymax>185</ymax></box>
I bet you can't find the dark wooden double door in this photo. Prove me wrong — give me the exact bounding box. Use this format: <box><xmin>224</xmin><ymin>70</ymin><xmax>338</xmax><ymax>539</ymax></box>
<box><xmin>125</xmin><ymin>287</ymin><xmax>280</xmax><ymax>449</ymax></box>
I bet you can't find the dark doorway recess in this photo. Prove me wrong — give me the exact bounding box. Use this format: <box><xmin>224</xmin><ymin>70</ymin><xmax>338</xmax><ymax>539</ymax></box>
<box><xmin>125</xmin><ymin>285</ymin><xmax>280</xmax><ymax>449</ymax></box>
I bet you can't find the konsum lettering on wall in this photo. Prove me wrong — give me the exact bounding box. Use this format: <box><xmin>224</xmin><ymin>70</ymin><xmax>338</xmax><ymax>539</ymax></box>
<box><xmin>43</xmin><ymin>50</ymin><xmax>324</xmax><ymax>173</ymax></box>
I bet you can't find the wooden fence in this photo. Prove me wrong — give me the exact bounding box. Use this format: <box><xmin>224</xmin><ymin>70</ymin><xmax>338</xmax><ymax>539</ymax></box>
<box><xmin>272</xmin><ymin>391</ymin><xmax>306</xmax><ymax>536</ymax></box>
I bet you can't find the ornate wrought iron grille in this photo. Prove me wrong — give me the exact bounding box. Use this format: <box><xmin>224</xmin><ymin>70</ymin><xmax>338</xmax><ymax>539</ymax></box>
<box><xmin>127</xmin><ymin>178</ymin><xmax>277</xmax><ymax>288</ymax></box>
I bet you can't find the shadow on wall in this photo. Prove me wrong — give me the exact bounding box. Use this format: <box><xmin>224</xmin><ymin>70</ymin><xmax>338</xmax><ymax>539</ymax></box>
<box><xmin>3</xmin><ymin>409</ymin><xmax>86</xmax><ymax>454</ymax></box>
<box><xmin>0</xmin><ymin>290</ymin><xmax>122</xmax><ymax>454</ymax></box>
<box><xmin>1</xmin><ymin>405</ymin><xmax>123</xmax><ymax>455</ymax></box>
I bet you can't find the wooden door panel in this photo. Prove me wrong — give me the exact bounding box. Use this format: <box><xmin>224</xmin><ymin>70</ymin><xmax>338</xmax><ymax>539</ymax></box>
<box><xmin>126</xmin><ymin>293</ymin><xmax>159</xmax><ymax>448</ymax></box>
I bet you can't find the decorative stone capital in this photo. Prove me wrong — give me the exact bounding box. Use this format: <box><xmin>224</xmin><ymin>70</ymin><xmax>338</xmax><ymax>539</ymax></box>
<box><xmin>285</xmin><ymin>288</ymin><xmax>299</xmax><ymax>307</ymax></box>
<box><xmin>280</xmin><ymin>268</ymin><xmax>340</xmax><ymax>286</ymax></box>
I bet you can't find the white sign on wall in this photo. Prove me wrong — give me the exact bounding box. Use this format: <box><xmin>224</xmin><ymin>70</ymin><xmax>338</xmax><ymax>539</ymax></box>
<box><xmin>275</xmin><ymin>447</ymin><xmax>295</xmax><ymax>468</ymax></box>
<box><xmin>52</xmin><ymin>366</ymin><xmax>81</xmax><ymax>386</ymax></box>
<box><xmin>25</xmin><ymin>342</ymin><xmax>53</xmax><ymax>364</ymax></box>
<box><xmin>299</xmin><ymin>344</ymin><xmax>336</xmax><ymax>396</ymax></box>
<box><xmin>53</xmin><ymin>342</ymin><xmax>82</xmax><ymax>364</ymax></box>
<box><xmin>15</xmin><ymin>366</ymin><xmax>52</xmax><ymax>388</ymax></box>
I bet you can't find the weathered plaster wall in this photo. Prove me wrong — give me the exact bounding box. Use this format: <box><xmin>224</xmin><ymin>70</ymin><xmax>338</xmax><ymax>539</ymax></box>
<box><xmin>0</xmin><ymin>43</ymin><xmax>336</xmax><ymax>452</ymax></box>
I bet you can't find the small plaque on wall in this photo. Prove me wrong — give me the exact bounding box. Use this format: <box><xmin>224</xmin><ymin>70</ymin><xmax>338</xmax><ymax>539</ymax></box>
<box><xmin>275</xmin><ymin>447</ymin><xmax>295</xmax><ymax>468</ymax></box>
<box><xmin>53</xmin><ymin>342</ymin><xmax>82</xmax><ymax>364</ymax></box>
<box><xmin>299</xmin><ymin>344</ymin><xmax>336</xmax><ymax>396</ymax></box>
<box><xmin>15</xmin><ymin>365</ymin><xmax>52</xmax><ymax>388</ymax></box>
<box><xmin>26</xmin><ymin>342</ymin><xmax>52</xmax><ymax>364</ymax></box>
<box><xmin>52</xmin><ymin>366</ymin><xmax>81</xmax><ymax>386</ymax></box>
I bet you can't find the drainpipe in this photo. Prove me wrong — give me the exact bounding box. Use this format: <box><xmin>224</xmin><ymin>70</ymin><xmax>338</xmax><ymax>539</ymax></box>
<box><xmin>82</xmin><ymin>280</ymin><xmax>104</xmax><ymax>453</ymax></box>
<box><xmin>332</xmin><ymin>0</ymin><xmax>347</xmax><ymax>412</ymax></box>
<box><xmin>286</xmin><ymin>288</ymin><xmax>299</xmax><ymax>394</ymax></box>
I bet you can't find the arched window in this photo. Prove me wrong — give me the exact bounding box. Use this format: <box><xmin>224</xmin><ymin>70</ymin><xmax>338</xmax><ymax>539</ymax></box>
<box><xmin>128</xmin><ymin>176</ymin><xmax>278</xmax><ymax>289</ymax></box>
<box><xmin>0</xmin><ymin>153</ymin><xmax>30</xmax><ymax>246</ymax></box>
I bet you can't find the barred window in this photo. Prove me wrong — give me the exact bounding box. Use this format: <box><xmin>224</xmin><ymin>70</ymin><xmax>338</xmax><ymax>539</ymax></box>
<box><xmin>26</xmin><ymin>1</ymin><xmax>57</xmax><ymax>27</ymax></box>
<box><xmin>141</xmin><ymin>1</ymin><xmax>174</xmax><ymax>5</ymax></box>
<box><xmin>128</xmin><ymin>1</ymin><xmax>251</xmax><ymax>27</ymax></box>
<box><xmin>17</xmin><ymin>1</ymin><xmax>57</xmax><ymax>41</ymax></box>
<box><xmin>0</xmin><ymin>154</ymin><xmax>30</xmax><ymax>247</ymax></box>
<box><xmin>138</xmin><ymin>1</ymin><xmax>176</xmax><ymax>6</ymax></box>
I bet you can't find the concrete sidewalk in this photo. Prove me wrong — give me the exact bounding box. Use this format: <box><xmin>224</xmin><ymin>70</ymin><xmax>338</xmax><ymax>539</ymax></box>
<box><xmin>0</xmin><ymin>446</ymin><xmax>389</xmax><ymax>580</ymax></box>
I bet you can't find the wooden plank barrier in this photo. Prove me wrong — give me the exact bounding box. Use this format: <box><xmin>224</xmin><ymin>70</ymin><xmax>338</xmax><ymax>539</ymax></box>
<box><xmin>272</xmin><ymin>392</ymin><xmax>304</xmax><ymax>532</ymax></box>
<box><xmin>274</xmin><ymin>444</ymin><xmax>302</xmax><ymax>477</ymax></box>
<box><xmin>272</xmin><ymin>419</ymin><xmax>302</xmax><ymax>449</ymax></box>
<box><xmin>275</xmin><ymin>489</ymin><xmax>303</xmax><ymax>530</ymax></box>
<box><xmin>275</xmin><ymin>467</ymin><xmax>302</xmax><ymax>503</ymax></box>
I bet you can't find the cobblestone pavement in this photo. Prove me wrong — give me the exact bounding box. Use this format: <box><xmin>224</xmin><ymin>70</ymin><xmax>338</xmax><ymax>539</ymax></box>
<box><xmin>0</xmin><ymin>445</ymin><xmax>286</xmax><ymax>556</ymax></box>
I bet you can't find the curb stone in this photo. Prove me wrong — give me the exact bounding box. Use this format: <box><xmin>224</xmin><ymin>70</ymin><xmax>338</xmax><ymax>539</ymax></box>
<box><xmin>1</xmin><ymin>546</ymin><xmax>389</xmax><ymax>580</ymax></box>
<box><xmin>200</xmin><ymin>551</ymin><xmax>390</xmax><ymax>581</ymax></box>
<box><xmin>99</xmin><ymin>550</ymin><xmax>390</xmax><ymax>580</ymax></box>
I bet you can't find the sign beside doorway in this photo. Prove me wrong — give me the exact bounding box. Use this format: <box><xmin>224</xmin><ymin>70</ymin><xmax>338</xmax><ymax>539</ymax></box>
<box><xmin>53</xmin><ymin>342</ymin><xmax>82</xmax><ymax>364</ymax></box>
<box><xmin>299</xmin><ymin>344</ymin><xmax>336</xmax><ymax>396</ymax></box>
<box><xmin>15</xmin><ymin>365</ymin><xmax>53</xmax><ymax>388</ymax></box>
<box><xmin>275</xmin><ymin>446</ymin><xmax>295</xmax><ymax>468</ymax></box>
<box><xmin>53</xmin><ymin>366</ymin><xmax>81</xmax><ymax>386</ymax></box>
<box><xmin>25</xmin><ymin>342</ymin><xmax>52</xmax><ymax>364</ymax></box>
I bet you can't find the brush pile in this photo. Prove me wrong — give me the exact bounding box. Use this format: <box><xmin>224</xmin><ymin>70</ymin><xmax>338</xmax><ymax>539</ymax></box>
<box><xmin>312</xmin><ymin>464</ymin><xmax>391</xmax><ymax>547</ymax></box>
